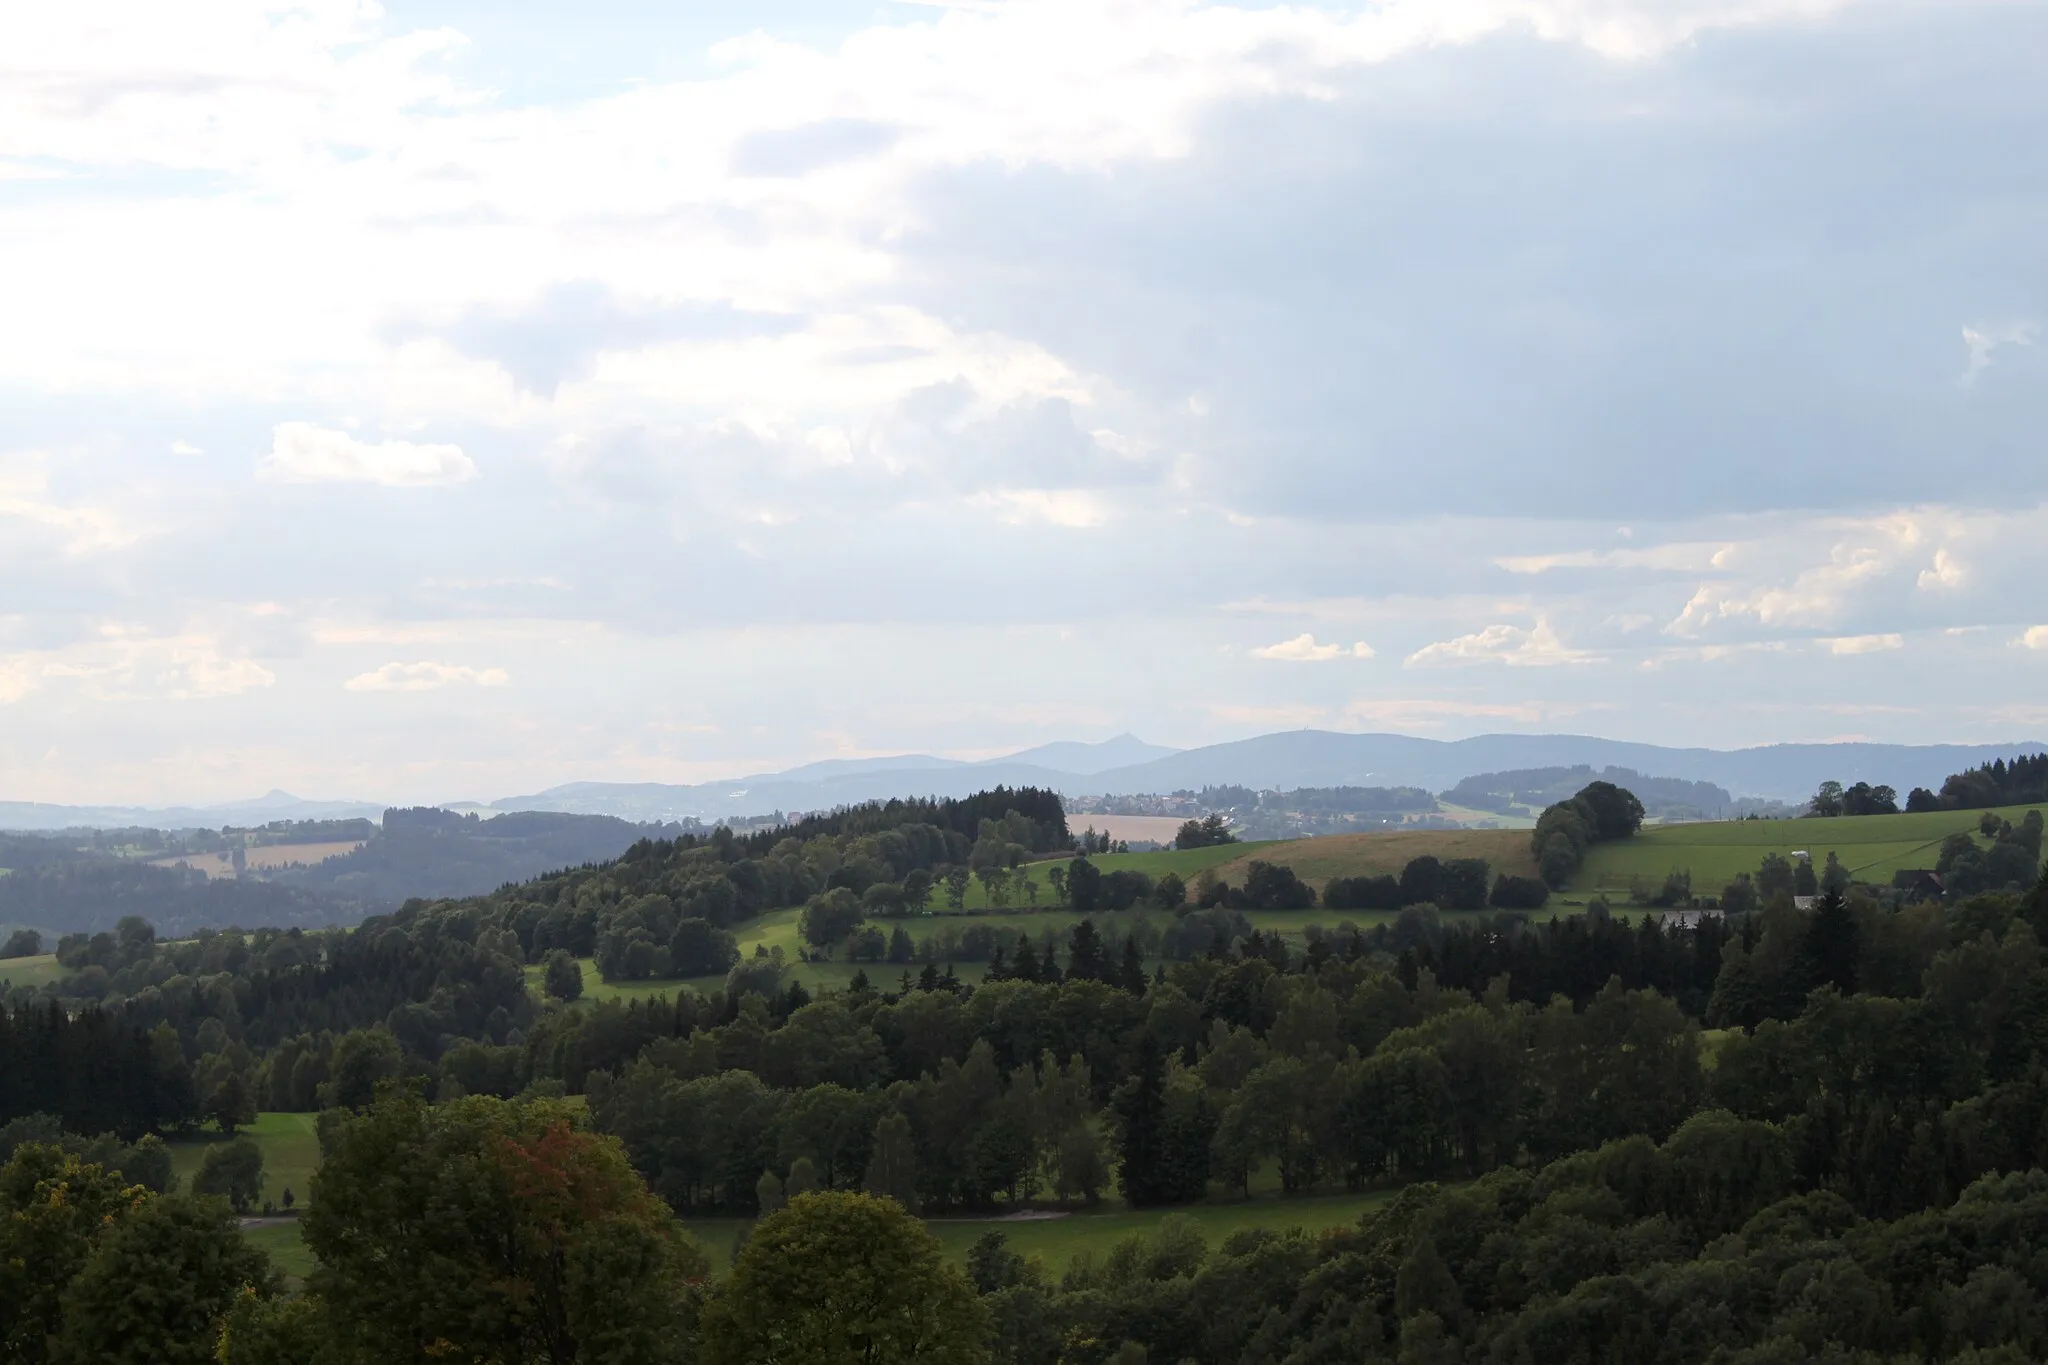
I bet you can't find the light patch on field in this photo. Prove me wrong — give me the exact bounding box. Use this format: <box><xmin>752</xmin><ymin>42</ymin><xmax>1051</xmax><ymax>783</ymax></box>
<box><xmin>1066</xmin><ymin>815</ymin><xmax>1189</xmax><ymax>844</ymax></box>
<box><xmin>151</xmin><ymin>840</ymin><xmax>364</xmax><ymax>878</ymax></box>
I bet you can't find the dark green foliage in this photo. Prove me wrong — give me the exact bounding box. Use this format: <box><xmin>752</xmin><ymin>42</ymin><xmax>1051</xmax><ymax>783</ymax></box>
<box><xmin>1173</xmin><ymin>813</ymin><xmax>1237</xmax><ymax>849</ymax></box>
<box><xmin>0</xmin><ymin>1001</ymin><xmax>192</xmax><ymax>1136</ymax></box>
<box><xmin>302</xmin><ymin>1091</ymin><xmax>707</xmax><ymax>1364</ymax></box>
<box><xmin>1939</xmin><ymin>755</ymin><xmax>2048</xmax><ymax>809</ymax></box>
<box><xmin>1488</xmin><ymin>873</ymin><xmax>1550</xmax><ymax>910</ymax></box>
<box><xmin>1</xmin><ymin>1143</ymin><xmax>270</xmax><ymax>1365</ymax></box>
<box><xmin>0</xmin><ymin>853</ymin><xmax>336</xmax><ymax>938</ymax></box>
<box><xmin>53</xmin><ymin>1192</ymin><xmax>277</xmax><ymax>1365</ymax></box>
<box><xmin>192</xmin><ymin>1136</ymin><xmax>264</xmax><ymax>1213</ymax></box>
<box><xmin>1241</xmin><ymin>860</ymin><xmax>1315</xmax><ymax>910</ymax></box>
<box><xmin>277</xmin><ymin>807</ymin><xmax>668</xmax><ymax>910</ymax></box>
<box><xmin>1066</xmin><ymin>856</ymin><xmax>1103</xmax><ymax>912</ymax></box>
<box><xmin>1324</xmin><ymin>873</ymin><xmax>1403</xmax><ymax>911</ymax></box>
<box><xmin>1</xmin><ymin>928</ymin><xmax>41</xmax><ymax>958</ymax></box>
<box><xmin>1532</xmin><ymin>780</ymin><xmax>1646</xmax><ymax>887</ymax></box>
<box><xmin>1804</xmin><ymin>888</ymin><xmax>1859</xmax><ymax>993</ymax></box>
<box><xmin>543</xmin><ymin>947</ymin><xmax>585</xmax><ymax>1000</ymax></box>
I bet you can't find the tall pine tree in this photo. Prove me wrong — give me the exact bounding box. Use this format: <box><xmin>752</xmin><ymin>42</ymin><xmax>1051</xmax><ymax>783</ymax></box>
<box><xmin>1114</xmin><ymin>1034</ymin><xmax>1169</xmax><ymax>1207</ymax></box>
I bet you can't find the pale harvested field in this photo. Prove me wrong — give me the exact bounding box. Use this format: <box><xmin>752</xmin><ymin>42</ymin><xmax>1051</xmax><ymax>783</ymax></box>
<box><xmin>151</xmin><ymin>840</ymin><xmax>363</xmax><ymax>878</ymax></box>
<box><xmin>1066</xmin><ymin>814</ymin><xmax>1191</xmax><ymax>844</ymax></box>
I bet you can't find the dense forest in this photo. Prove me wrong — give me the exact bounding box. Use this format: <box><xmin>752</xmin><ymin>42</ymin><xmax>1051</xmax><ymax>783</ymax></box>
<box><xmin>7</xmin><ymin>774</ymin><xmax>2048</xmax><ymax>1361</ymax></box>
<box><xmin>0</xmin><ymin>854</ymin><xmax>340</xmax><ymax>937</ymax></box>
<box><xmin>270</xmin><ymin>806</ymin><xmax>684</xmax><ymax>906</ymax></box>
<box><xmin>1444</xmin><ymin>765</ymin><xmax>1736</xmax><ymax>818</ymax></box>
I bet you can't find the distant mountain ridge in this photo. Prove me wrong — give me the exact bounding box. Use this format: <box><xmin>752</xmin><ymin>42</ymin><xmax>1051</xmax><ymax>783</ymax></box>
<box><xmin>480</xmin><ymin>732</ymin><xmax>2048</xmax><ymax>820</ymax></box>
<box><xmin>5</xmin><ymin>731</ymin><xmax>2044</xmax><ymax>830</ymax></box>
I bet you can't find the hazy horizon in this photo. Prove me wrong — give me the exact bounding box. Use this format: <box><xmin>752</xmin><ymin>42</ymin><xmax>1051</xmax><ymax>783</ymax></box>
<box><xmin>5</xmin><ymin>0</ymin><xmax>2046</xmax><ymax>807</ymax></box>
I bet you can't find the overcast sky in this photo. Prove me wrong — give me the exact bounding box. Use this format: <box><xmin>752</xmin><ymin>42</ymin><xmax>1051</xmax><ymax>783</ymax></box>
<box><xmin>3</xmin><ymin>0</ymin><xmax>2045</xmax><ymax>806</ymax></box>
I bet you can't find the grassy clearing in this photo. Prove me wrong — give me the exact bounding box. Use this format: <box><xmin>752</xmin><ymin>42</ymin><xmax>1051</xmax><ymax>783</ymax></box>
<box><xmin>680</xmin><ymin>1186</ymin><xmax>1398</xmax><ymax>1273</ymax></box>
<box><xmin>246</xmin><ymin>1220</ymin><xmax>316</xmax><ymax>1282</ymax></box>
<box><xmin>168</xmin><ymin>1111</ymin><xmax>322</xmax><ymax>1210</ymax></box>
<box><xmin>0</xmin><ymin>952</ymin><xmax>67</xmax><ymax>989</ymax></box>
<box><xmin>1209</xmin><ymin>828</ymin><xmax>1543</xmax><ymax>888</ymax></box>
<box><xmin>1576</xmin><ymin>802</ymin><xmax>2047</xmax><ymax>894</ymax></box>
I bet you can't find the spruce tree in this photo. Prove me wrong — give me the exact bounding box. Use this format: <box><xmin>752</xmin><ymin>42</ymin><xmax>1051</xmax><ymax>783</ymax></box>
<box><xmin>1804</xmin><ymin>887</ymin><xmax>1859</xmax><ymax>993</ymax></box>
<box><xmin>1114</xmin><ymin>1034</ymin><xmax>1168</xmax><ymax>1206</ymax></box>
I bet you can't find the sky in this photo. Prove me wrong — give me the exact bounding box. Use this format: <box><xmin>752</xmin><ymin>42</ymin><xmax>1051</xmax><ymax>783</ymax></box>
<box><xmin>2</xmin><ymin>0</ymin><xmax>2046</xmax><ymax>807</ymax></box>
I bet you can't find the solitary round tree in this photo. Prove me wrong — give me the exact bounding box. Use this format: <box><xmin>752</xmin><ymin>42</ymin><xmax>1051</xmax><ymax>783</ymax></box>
<box><xmin>702</xmin><ymin>1190</ymin><xmax>985</xmax><ymax>1365</ymax></box>
<box><xmin>541</xmin><ymin>948</ymin><xmax>583</xmax><ymax>1002</ymax></box>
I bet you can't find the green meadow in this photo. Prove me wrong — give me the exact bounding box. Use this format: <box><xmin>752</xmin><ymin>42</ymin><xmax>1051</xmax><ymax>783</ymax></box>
<box><xmin>0</xmin><ymin>952</ymin><xmax>68</xmax><ymax>989</ymax></box>
<box><xmin>1576</xmin><ymin>802</ymin><xmax>2046</xmax><ymax>895</ymax></box>
<box><xmin>167</xmin><ymin>1111</ymin><xmax>324</xmax><ymax>1209</ymax></box>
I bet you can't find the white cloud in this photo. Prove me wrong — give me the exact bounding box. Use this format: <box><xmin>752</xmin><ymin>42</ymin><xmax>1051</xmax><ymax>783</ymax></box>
<box><xmin>259</xmin><ymin>423</ymin><xmax>476</xmax><ymax>487</ymax></box>
<box><xmin>169</xmin><ymin>440</ymin><xmax>203</xmax><ymax>456</ymax></box>
<box><xmin>2021</xmin><ymin>627</ymin><xmax>2048</xmax><ymax>652</ymax></box>
<box><xmin>1405</xmin><ymin>617</ymin><xmax>1597</xmax><ymax>668</ymax></box>
<box><xmin>1960</xmin><ymin>321</ymin><xmax>2038</xmax><ymax>386</ymax></box>
<box><xmin>1821</xmin><ymin>633</ymin><xmax>1904</xmax><ymax>655</ymax></box>
<box><xmin>1251</xmin><ymin>633</ymin><xmax>1374</xmax><ymax>661</ymax></box>
<box><xmin>1917</xmin><ymin>547</ymin><xmax>1965</xmax><ymax>591</ymax></box>
<box><xmin>343</xmin><ymin>661</ymin><xmax>512</xmax><ymax>692</ymax></box>
<box><xmin>1665</xmin><ymin>515</ymin><xmax>1925</xmax><ymax>636</ymax></box>
<box><xmin>971</xmin><ymin>489</ymin><xmax>1107</xmax><ymax>528</ymax></box>
<box><xmin>0</xmin><ymin>632</ymin><xmax>274</xmax><ymax>704</ymax></box>
<box><xmin>1495</xmin><ymin>543</ymin><xmax>1726</xmax><ymax>575</ymax></box>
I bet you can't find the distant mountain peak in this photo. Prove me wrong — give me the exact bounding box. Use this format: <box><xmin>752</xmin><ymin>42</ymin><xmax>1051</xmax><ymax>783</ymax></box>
<box><xmin>988</xmin><ymin>733</ymin><xmax>1182</xmax><ymax>776</ymax></box>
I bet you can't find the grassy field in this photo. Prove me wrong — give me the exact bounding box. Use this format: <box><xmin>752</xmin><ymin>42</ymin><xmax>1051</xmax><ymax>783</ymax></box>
<box><xmin>246</xmin><ymin>1220</ymin><xmax>316</xmax><ymax>1281</ymax></box>
<box><xmin>1577</xmin><ymin>802</ymin><xmax>2046</xmax><ymax>895</ymax></box>
<box><xmin>0</xmin><ymin>952</ymin><xmax>68</xmax><ymax>989</ymax></box>
<box><xmin>1208</xmin><ymin>828</ymin><xmax>1541</xmax><ymax>887</ymax></box>
<box><xmin>169</xmin><ymin>1111</ymin><xmax>323</xmax><ymax>1210</ymax></box>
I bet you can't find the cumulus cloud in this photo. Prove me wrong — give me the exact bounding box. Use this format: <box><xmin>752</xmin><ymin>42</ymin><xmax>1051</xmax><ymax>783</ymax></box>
<box><xmin>259</xmin><ymin>424</ymin><xmax>476</xmax><ymax>487</ymax></box>
<box><xmin>1405</xmin><ymin>618</ymin><xmax>1597</xmax><ymax>668</ymax></box>
<box><xmin>342</xmin><ymin>661</ymin><xmax>511</xmax><ymax>692</ymax></box>
<box><xmin>1252</xmin><ymin>633</ymin><xmax>1374</xmax><ymax>661</ymax></box>
<box><xmin>2022</xmin><ymin>627</ymin><xmax>2048</xmax><ymax>652</ymax></box>
<box><xmin>1917</xmin><ymin>548</ymin><xmax>1965</xmax><ymax>591</ymax></box>
<box><xmin>1821</xmin><ymin>633</ymin><xmax>1904</xmax><ymax>655</ymax></box>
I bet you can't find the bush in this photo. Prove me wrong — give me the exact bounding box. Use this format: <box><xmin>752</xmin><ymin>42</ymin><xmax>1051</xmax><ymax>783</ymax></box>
<box><xmin>193</xmin><ymin>1136</ymin><xmax>264</xmax><ymax>1214</ymax></box>
<box><xmin>1324</xmin><ymin>874</ymin><xmax>1402</xmax><ymax>911</ymax></box>
<box><xmin>1489</xmin><ymin>874</ymin><xmax>1550</xmax><ymax>910</ymax></box>
<box><xmin>1241</xmin><ymin>861</ymin><xmax>1315</xmax><ymax>910</ymax></box>
<box><xmin>540</xmin><ymin>949</ymin><xmax>583</xmax><ymax>1001</ymax></box>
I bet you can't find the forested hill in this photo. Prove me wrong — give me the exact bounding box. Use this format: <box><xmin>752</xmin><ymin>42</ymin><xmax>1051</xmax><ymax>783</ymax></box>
<box><xmin>270</xmin><ymin>807</ymin><xmax>689</xmax><ymax>908</ymax></box>
<box><xmin>0</xmin><ymin>851</ymin><xmax>339</xmax><ymax>938</ymax></box>
<box><xmin>0</xmin><ymin>808</ymin><xmax>694</xmax><ymax>935</ymax></box>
